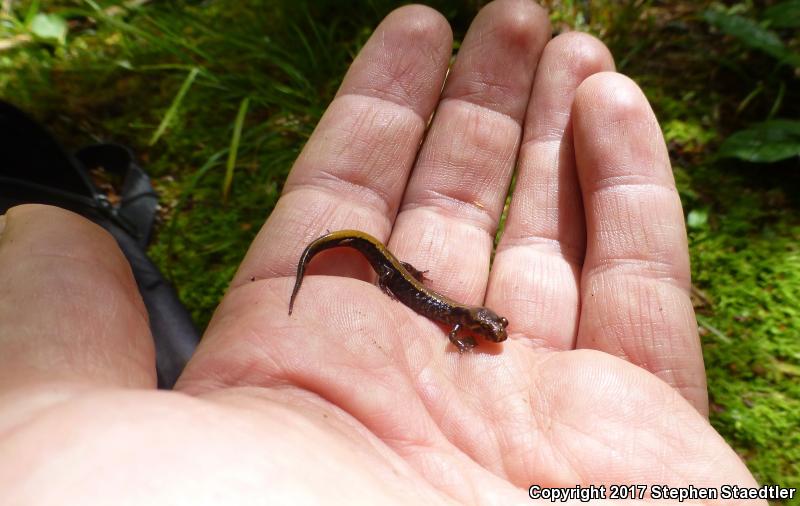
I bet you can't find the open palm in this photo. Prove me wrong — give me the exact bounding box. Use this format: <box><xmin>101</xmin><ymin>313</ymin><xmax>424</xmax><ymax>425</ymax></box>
<box><xmin>0</xmin><ymin>1</ymin><xmax>762</xmax><ymax>505</ymax></box>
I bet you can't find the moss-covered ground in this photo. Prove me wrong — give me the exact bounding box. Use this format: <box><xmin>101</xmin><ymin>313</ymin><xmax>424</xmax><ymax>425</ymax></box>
<box><xmin>1</xmin><ymin>0</ymin><xmax>797</xmax><ymax>502</ymax></box>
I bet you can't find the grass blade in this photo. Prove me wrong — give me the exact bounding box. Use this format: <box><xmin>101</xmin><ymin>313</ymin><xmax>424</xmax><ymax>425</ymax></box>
<box><xmin>149</xmin><ymin>66</ymin><xmax>199</xmax><ymax>146</ymax></box>
<box><xmin>222</xmin><ymin>96</ymin><xmax>250</xmax><ymax>201</ymax></box>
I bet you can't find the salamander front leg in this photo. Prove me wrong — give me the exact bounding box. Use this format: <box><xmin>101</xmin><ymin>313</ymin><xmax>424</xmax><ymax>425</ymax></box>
<box><xmin>400</xmin><ymin>261</ymin><xmax>428</xmax><ymax>283</ymax></box>
<box><xmin>448</xmin><ymin>323</ymin><xmax>476</xmax><ymax>353</ymax></box>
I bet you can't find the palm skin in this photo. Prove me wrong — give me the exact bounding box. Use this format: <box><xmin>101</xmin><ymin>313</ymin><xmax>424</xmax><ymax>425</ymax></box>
<box><xmin>0</xmin><ymin>1</ymin><xmax>763</xmax><ymax>505</ymax></box>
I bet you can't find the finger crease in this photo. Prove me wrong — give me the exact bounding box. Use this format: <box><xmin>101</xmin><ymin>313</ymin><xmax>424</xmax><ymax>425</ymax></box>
<box><xmin>585</xmin><ymin>258</ymin><xmax>690</xmax><ymax>291</ymax></box>
<box><xmin>401</xmin><ymin>189</ymin><xmax>498</xmax><ymax>234</ymax></box>
<box><xmin>336</xmin><ymin>92</ymin><xmax>427</xmax><ymax>126</ymax></box>
<box><xmin>438</xmin><ymin>96</ymin><xmax>523</xmax><ymax>129</ymax></box>
<box><xmin>519</xmin><ymin>123</ymin><xmax>571</xmax><ymax>150</ymax></box>
<box><xmin>584</xmin><ymin>176</ymin><xmax>676</xmax><ymax>195</ymax></box>
<box><xmin>497</xmin><ymin>235</ymin><xmax>585</xmax><ymax>268</ymax></box>
<box><xmin>285</xmin><ymin>169</ymin><xmax>395</xmax><ymax>218</ymax></box>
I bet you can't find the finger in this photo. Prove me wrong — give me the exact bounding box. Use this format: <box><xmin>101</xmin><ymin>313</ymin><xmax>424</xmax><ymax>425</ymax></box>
<box><xmin>491</xmin><ymin>32</ymin><xmax>614</xmax><ymax>349</ymax></box>
<box><xmin>390</xmin><ymin>0</ymin><xmax>551</xmax><ymax>306</ymax></box>
<box><xmin>572</xmin><ymin>73</ymin><xmax>708</xmax><ymax>414</ymax></box>
<box><xmin>0</xmin><ymin>205</ymin><xmax>155</xmax><ymax>389</ymax></box>
<box><xmin>231</xmin><ymin>5</ymin><xmax>452</xmax><ymax>287</ymax></box>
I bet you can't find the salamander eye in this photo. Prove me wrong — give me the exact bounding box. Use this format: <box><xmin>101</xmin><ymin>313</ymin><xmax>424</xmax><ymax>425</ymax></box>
<box><xmin>500</xmin><ymin>317</ymin><xmax>508</xmax><ymax>327</ymax></box>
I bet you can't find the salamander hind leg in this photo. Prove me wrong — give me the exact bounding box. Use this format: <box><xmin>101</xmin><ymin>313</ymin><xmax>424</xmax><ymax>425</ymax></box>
<box><xmin>377</xmin><ymin>264</ymin><xmax>398</xmax><ymax>301</ymax></box>
<box><xmin>400</xmin><ymin>261</ymin><xmax>428</xmax><ymax>283</ymax></box>
<box><xmin>448</xmin><ymin>323</ymin><xmax>476</xmax><ymax>353</ymax></box>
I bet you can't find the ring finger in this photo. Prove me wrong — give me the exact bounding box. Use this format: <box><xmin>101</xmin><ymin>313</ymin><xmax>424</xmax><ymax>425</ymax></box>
<box><xmin>491</xmin><ymin>32</ymin><xmax>614</xmax><ymax>350</ymax></box>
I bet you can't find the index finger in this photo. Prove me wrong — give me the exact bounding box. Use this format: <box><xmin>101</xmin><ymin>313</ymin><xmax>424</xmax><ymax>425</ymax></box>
<box><xmin>231</xmin><ymin>6</ymin><xmax>453</xmax><ymax>287</ymax></box>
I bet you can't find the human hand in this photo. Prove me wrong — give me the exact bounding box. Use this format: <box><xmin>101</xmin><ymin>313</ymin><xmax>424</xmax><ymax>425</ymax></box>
<box><xmin>0</xmin><ymin>1</ymin><xmax>764</xmax><ymax>504</ymax></box>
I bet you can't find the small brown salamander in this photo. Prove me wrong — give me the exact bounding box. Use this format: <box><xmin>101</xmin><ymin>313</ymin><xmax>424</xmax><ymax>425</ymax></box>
<box><xmin>288</xmin><ymin>230</ymin><xmax>509</xmax><ymax>352</ymax></box>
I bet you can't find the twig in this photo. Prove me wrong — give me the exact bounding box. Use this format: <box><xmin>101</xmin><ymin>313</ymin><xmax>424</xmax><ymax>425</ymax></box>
<box><xmin>696</xmin><ymin>315</ymin><xmax>732</xmax><ymax>344</ymax></box>
<box><xmin>0</xmin><ymin>34</ymin><xmax>32</xmax><ymax>51</ymax></box>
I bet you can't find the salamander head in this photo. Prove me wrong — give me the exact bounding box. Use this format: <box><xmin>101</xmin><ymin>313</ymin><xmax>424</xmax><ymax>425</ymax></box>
<box><xmin>466</xmin><ymin>307</ymin><xmax>509</xmax><ymax>343</ymax></box>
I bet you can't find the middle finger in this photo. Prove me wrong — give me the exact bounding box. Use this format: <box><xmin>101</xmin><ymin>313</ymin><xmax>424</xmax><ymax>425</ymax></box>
<box><xmin>389</xmin><ymin>0</ymin><xmax>551</xmax><ymax>306</ymax></box>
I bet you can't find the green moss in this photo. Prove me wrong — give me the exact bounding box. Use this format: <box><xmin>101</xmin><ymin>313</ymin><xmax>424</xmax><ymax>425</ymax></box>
<box><xmin>662</xmin><ymin>119</ymin><xmax>718</xmax><ymax>152</ymax></box>
<box><xmin>688</xmin><ymin>163</ymin><xmax>800</xmax><ymax>497</ymax></box>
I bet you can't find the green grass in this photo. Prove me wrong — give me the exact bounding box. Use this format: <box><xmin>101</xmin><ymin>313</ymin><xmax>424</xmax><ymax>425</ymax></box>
<box><xmin>1</xmin><ymin>0</ymin><xmax>798</xmax><ymax>502</ymax></box>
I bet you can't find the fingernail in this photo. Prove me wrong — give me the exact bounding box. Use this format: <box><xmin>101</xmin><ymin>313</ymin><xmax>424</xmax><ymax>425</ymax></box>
<box><xmin>0</xmin><ymin>214</ymin><xmax>6</xmax><ymax>237</ymax></box>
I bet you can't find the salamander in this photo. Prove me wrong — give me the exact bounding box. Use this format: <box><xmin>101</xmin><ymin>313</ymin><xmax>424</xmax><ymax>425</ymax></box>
<box><xmin>288</xmin><ymin>230</ymin><xmax>509</xmax><ymax>352</ymax></box>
